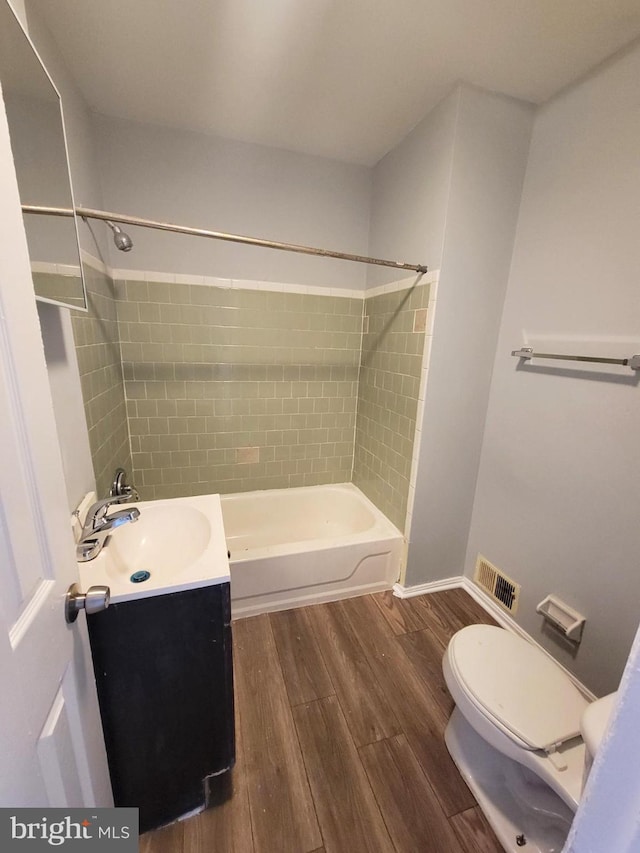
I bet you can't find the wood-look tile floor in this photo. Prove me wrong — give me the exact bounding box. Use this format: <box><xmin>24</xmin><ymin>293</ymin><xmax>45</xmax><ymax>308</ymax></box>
<box><xmin>141</xmin><ymin>589</ymin><xmax>503</xmax><ymax>853</ymax></box>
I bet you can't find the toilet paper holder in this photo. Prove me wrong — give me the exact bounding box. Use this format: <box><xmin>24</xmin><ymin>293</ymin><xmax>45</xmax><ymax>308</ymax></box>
<box><xmin>536</xmin><ymin>595</ymin><xmax>586</xmax><ymax>643</ymax></box>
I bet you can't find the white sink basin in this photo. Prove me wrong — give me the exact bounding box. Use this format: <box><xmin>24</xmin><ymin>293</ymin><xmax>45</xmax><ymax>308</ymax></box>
<box><xmin>78</xmin><ymin>493</ymin><xmax>230</xmax><ymax>604</ymax></box>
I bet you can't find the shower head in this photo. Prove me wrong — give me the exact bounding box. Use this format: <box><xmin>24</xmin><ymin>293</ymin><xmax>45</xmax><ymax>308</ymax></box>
<box><xmin>105</xmin><ymin>219</ymin><xmax>133</xmax><ymax>252</ymax></box>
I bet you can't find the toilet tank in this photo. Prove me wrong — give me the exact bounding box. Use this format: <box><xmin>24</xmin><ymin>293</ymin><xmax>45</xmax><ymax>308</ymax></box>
<box><xmin>580</xmin><ymin>692</ymin><xmax>618</xmax><ymax>786</ymax></box>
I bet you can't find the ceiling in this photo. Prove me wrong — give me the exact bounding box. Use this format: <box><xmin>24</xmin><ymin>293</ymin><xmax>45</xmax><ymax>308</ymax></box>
<box><xmin>32</xmin><ymin>0</ymin><xmax>640</xmax><ymax>165</ymax></box>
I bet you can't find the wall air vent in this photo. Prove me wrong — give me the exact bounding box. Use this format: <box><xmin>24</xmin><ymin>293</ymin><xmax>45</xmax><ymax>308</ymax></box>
<box><xmin>473</xmin><ymin>555</ymin><xmax>520</xmax><ymax>614</ymax></box>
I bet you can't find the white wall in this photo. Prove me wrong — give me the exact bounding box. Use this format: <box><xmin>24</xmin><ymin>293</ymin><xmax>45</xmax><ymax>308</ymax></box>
<box><xmin>94</xmin><ymin>115</ymin><xmax>372</xmax><ymax>289</ymax></box>
<box><xmin>367</xmin><ymin>90</ymin><xmax>459</xmax><ymax>288</ymax></box>
<box><xmin>464</xmin><ymin>43</ymin><xmax>640</xmax><ymax>697</ymax></box>
<box><xmin>402</xmin><ymin>85</ymin><xmax>533</xmax><ymax>585</ymax></box>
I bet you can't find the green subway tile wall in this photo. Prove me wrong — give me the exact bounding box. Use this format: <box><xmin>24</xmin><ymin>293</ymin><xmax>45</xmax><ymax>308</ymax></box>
<box><xmin>32</xmin><ymin>271</ymin><xmax>85</xmax><ymax>308</ymax></box>
<box><xmin>70</xmin><ymin>264</ymin><xmax>132</xmax><ymax>498</ymax></box>
<box><xmin>115</xmin><ymin>281</ymin><xmax>362</xmax><ymax>499</ymax></box>
<box><xmin>70</xmin><ymin>269</ymin><xmax>429</xmax><ymax>533</ymax></box>
<box><xmin>353</xmin><ymin>283</ymin><xmax>430</xmax><ymax>530</ymax></box>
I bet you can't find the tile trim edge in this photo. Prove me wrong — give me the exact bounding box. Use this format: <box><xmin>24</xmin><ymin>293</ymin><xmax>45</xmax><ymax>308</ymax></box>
<box><xmin>80</xmin><ymin>249</ymin><xmax>440</xmax><ymax>301</ymax></box>
<box><xmin>404</xmin><ymin>278</ymin><xmax>438</xmax><ymax>537</ymax></box>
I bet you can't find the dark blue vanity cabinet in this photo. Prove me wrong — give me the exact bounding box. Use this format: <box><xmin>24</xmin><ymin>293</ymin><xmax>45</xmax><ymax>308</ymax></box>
<box><xmin>87</xmin><ymin>582</ymin><xmax>235</xmax><ymax>833</ymax></box>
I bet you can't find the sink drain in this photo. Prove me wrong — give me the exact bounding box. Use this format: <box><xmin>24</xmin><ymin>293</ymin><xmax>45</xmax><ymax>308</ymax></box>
<box><xmin>130</xmin><ymin>570</ymin><xmax>151</xmax><ymax>583</ymax></box>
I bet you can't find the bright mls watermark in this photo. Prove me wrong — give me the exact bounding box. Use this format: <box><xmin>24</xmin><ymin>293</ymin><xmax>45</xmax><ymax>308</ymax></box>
<box><xmin>1</xmin><ymin>809</ymin><xmax>138</xmax><ymax>850</ymax></box>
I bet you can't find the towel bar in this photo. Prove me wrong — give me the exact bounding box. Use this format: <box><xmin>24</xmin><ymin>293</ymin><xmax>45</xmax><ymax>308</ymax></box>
<box><xmin>512</xmin><ymin>347</ymin><xmax>640</xmax><ymax>370</ymax></box>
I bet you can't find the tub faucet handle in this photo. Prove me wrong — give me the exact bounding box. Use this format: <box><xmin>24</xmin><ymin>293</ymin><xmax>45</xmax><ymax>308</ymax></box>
<box><xmin>110</xmin><ymin>467</ymin><xmax>139</xmax><ymax>501</ymax></box>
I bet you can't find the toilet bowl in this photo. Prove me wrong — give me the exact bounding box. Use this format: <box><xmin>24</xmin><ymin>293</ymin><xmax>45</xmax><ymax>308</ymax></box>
<box><xmin>442</xmin><ymin>624</ymin><xmax>615</xmax><ymax>853</ymax></box>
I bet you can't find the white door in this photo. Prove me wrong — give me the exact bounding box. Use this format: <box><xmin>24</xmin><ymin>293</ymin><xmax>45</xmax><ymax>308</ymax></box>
<box><xmin>0</xmin><ymin>82</ymin><xmax>111</xmax><ymax>807</ymax></box>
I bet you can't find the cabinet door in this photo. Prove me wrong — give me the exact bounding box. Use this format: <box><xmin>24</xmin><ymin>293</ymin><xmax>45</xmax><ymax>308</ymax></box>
<box><xmin>87</xmin><ymin>583</ymin><xmax>234</xmax><ymax>832</ymax></box>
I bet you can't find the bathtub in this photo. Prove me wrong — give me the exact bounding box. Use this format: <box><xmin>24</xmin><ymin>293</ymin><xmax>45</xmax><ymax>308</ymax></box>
<box><xmin>221</xmin><ymin>483</ymin><xmax>404</xmax><ymax>618</ymax></box>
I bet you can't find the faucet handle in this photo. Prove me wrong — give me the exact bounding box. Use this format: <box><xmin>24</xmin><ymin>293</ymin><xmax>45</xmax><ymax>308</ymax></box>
<box><xmin>85</xmin><ymin>495</ymin><xmax>132</xmax><ymax>529</ymax></box>
<box><xmin>110</xmin><ymin>467</ymin><xmax>139</xmax><ymax>501</ymax></box>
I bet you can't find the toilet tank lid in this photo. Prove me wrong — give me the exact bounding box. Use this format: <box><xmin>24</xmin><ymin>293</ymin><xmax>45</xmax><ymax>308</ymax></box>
<box><xmin>448</xmin><ymin>625</ymin><xmax>589</xmax><ymax>751</ymax></box>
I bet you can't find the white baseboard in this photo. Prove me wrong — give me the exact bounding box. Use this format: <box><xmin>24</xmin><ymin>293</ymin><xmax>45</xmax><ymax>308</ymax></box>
<box><xmin>393</xmin><ymin>576</ymin><xmax>464</xmax><ymax>598</ymax></box>
<box><xmin>393</xmin><ymin>575</ymin><xmax>597</xmax><ymax>702</ymax></box>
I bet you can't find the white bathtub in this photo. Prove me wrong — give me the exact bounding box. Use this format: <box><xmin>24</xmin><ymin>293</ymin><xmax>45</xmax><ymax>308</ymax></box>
<box><xmin>221</xmin><ymin>483</ymin><xmax>404</xmax><ymax>618</ymax></box>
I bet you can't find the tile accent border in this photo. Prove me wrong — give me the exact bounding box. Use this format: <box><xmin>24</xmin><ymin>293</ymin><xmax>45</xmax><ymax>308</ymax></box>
<box><xmin>110</xmin><ymin>264</ymin><xmax>439</xmax><ymax>300</ymax></box>
<box><xmin>31</xmin><ymin>260</ymin><xmax>81</xmax><ymax>276</ymax></box>
<box><xmin>83</xmin><ymin>250</ymin><xmax>440</xmax><ymax>301</ymax></box>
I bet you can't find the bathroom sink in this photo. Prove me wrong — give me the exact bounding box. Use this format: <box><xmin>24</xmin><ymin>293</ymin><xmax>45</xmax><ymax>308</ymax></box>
<box><xmin>78</xmin><ymin>494</ymin><xmax>230</xmax><ymax>603</ymax></box>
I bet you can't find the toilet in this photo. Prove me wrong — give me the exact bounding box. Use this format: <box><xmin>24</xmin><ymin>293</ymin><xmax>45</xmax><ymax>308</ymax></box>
<box><xmin>442</xmin><ymin>624</ymin><xmax>616</xmax><ymax>853</ymax></box>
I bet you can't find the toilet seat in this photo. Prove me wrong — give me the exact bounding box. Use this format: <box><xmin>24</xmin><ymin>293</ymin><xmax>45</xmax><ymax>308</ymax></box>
<box><xmin>446</xmin><ymin>625</ymin><xmax>588</xmax><ymax>752</ymax></box>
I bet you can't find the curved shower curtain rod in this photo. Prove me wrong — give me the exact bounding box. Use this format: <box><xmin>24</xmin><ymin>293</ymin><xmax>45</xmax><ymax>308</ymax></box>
<box><xmin>21</xmin><ymin>204</ymin><xmax>428</xmax><ymax>274</ymax></box>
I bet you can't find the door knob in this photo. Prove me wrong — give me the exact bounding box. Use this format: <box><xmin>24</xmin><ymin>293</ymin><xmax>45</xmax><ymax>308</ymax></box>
<box><xmin>65</xmin><ymin>582</ymin><xmax>110</xmax><ymax>624</ymax></box>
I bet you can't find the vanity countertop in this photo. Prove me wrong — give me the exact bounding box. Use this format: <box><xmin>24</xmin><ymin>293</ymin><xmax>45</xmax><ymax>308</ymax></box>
<box><xmin>78</xmin><ymin>492</ymin><xmax>230</xmax><ymax>604</ymax></box>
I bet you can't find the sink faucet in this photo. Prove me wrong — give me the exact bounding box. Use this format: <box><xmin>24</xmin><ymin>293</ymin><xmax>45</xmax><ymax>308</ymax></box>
<box><xmin>77</xmin><ymin>495</ymin><xmax>140</xmax><ymax>562</ymax></box>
